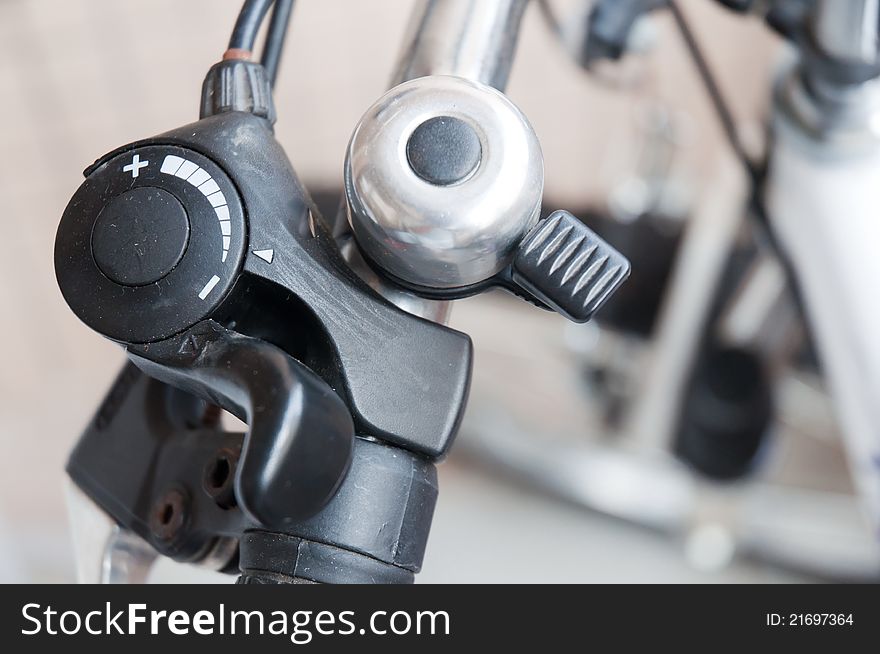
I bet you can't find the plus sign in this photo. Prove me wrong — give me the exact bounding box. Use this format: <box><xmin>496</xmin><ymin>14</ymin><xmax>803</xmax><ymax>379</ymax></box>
<box><xmin>122</xmin><ymin>154</ymin><xmax>149</xmax><ymax>179</ymax></box>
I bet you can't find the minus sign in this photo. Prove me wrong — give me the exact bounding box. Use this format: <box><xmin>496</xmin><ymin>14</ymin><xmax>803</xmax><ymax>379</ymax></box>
<box><xmin>198</xmin><ymin>275</ymin><xmax>221</xmax><ymax>300</ymax></box>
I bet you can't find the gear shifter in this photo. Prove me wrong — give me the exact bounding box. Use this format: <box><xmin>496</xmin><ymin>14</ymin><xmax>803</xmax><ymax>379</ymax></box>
<box><xmin>54</xmin><ymin>0</ymin><xmax>628</xmax><ymax>584</ymax></box>
<box><xmin>55</xmin><ymin>52</ymin><xmax>473</xmax><ymax>582</ymax></box>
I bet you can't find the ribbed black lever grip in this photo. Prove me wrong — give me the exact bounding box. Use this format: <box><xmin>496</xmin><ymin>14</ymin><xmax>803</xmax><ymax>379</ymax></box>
<box><xmin>512</xmin><ymin>210</ymin><xmax>630</xmax><ymax>323</ymax></box>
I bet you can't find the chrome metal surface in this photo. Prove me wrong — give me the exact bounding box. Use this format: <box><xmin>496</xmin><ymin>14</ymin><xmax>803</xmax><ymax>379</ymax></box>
<box><xmin>782</xmin><ymin>1</ymin><xmax>880</xmax><ymax>144</ymax></box>
<box><xmin>392</xmin><ymin>0</ymin><xmax>529</xmax><ymax>90</ymax></box>
<box><xmin>345</xmin><ymin>75</ymin><xmax>544</xmax><ymax>289</ymax></box>
<box><xmin>338</xmin><ymin>234</ymin><xmax>453</xmax><ymax>323</ymax></box>
<box><xmin>102</xmin><ymin>527</ymin><xmax>158</xmax><ymax>584</ymax></box>
<box><xmin>339</xmin><ymin>0</ymin><xmax>531</xmax><ymax>316</ymax></box>
<box><xmin>66</xmin><ymin>481</ymin><xmax>157</xmax><ymax>584</ymax></box>
<box><xmin>812</xmin><ymin>0</ymin><xmax>879</xmax><ymax>66</ymax></box>
<box><xmin>777</xmin><ymin>62</ymin><xmax>880</xmax><ymax>145</ymax></box>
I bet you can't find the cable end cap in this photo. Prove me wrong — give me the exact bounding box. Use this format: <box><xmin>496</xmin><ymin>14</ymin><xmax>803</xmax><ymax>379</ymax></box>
<box><xmin>201</xmin><ymin>59</ymin><xmax>276</xmax><ymax>124</ymax></box>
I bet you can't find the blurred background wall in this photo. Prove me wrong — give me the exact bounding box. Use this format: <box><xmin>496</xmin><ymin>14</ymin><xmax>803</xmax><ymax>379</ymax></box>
<box><xmin>0</xmin><ymin>0</ymin><xmax>794</xmax><ymax>582</ymax></box>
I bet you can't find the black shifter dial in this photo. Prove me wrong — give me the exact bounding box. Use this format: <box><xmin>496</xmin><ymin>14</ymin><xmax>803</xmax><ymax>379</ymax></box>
<box><xmin>55</xmin><ymin>145</ymin><xmax>247</xmax><ymax>343</ymax></box>
<box><xmin>91</xmin><ymin>187</ymin><xmax>190</xmax><ymax>286</ymax></box>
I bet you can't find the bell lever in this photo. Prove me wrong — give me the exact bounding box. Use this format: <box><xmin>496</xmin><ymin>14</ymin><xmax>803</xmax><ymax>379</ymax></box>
<box><xmin>344</xmin><ymin>75</ymin><xmax>630</xmax><ymax>324</ymax></box>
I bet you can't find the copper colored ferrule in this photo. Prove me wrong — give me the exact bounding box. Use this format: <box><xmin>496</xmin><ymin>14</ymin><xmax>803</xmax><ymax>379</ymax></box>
<box><xmin>222</xmin><ymin>48</ymin><xmax>252</xmax><ymax>61</ymax></box>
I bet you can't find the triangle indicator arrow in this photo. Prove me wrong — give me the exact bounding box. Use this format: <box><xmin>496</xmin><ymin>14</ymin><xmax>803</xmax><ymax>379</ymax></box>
<box><xmin>253</xmin><ymin>249</ymin><xmax>274</xmax><ymax>264</ymax></box>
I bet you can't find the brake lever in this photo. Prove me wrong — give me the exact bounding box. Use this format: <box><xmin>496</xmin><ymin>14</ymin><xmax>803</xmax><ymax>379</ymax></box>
<box><xmin>129</xmin><ymin>321</ymin><xmax>353</xmax><ymax>525</ymax></box>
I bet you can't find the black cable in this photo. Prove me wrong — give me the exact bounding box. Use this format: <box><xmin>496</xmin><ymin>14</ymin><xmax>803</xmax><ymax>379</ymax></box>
<box><xmin>261</xmin><ymin>0</ymin><xmax>295</xmax><ymax>87</ymax></box>
<box><xmin>667</xmin><ymin>1</ymin><xmax>780</xmax><ymax>250</ymax></box>
<box><xmin>668</xmin><ymin>0</ymin><xmax>815</xmax><ymax>343</ymax></box>
<box><xmin>667</xmin><ymin>0</ymin><xmax>762</xmax><ymax>186</ymax></box>
<box><xmin>536</xmin><ymin>0</ymin><xmax>564</xmax><ymax>37</ymax></box>
<box><xmin>229</xmin><ymin>0</ymin><xmax>275</xmax><ymax>52</ymax></box>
